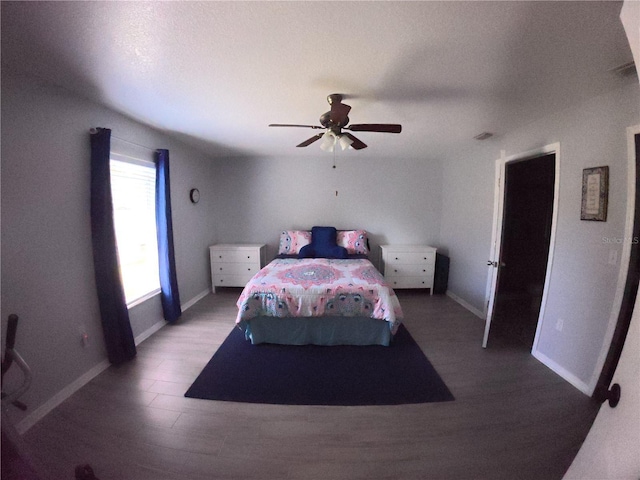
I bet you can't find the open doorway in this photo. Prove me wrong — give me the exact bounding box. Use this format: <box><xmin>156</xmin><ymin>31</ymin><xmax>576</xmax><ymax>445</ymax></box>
<box><xmin>487</xmin><ymin>153</ymin><xmax>556</xmax><ymax>350</ymax></box>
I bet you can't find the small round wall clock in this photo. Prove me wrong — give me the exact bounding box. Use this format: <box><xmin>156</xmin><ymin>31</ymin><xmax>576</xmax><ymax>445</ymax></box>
<box><xmin>189</xmin><ymin>188</ymin><xmax>200</xmax><ymax>204</ymax></box>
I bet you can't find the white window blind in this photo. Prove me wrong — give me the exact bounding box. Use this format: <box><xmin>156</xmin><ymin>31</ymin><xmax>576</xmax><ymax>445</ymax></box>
<box><xmin>110</xmin><ymin>157</ymin><xmax>160</xmax><ymax>305</ymax></box>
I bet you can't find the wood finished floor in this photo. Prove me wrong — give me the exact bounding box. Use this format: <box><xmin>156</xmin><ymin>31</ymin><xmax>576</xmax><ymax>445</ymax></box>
<box><xmin>20</xmin><ymin>290</ymin><xmax>599</xmax><ymax>480</ymax></box>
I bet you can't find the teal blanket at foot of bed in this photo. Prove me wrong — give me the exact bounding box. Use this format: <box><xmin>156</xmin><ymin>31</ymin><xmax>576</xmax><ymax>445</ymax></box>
<box><xmin>240</xmin><ymin>316</ymin><xmax>393</xmax><ymax>346</ymax></box>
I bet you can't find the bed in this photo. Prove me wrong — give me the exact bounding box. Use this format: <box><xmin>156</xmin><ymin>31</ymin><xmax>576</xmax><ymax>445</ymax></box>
<box><xmin>235</xmin><ymin>227</ymin><xmax>404</xmax><ymax>346</ymax></box>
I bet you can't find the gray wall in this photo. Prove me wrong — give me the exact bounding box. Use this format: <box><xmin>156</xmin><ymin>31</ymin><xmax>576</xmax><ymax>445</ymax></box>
<box><xmin>440</xmin><ymin>82</ymin><xmax>640</xmax><ymax>391</ymax></box>
<box><xmin>1</xmin><ymin>73</ymin><xmax>219</xmax><ymax>427</ymax></box>
<box><xmin>211</xmin><ymin>155</ymin><xmax>443</xmax><ymax>270</ymax></box>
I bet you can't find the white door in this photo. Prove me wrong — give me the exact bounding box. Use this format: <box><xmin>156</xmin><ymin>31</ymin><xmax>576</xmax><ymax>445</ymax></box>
<box><xmin>563</xmin><ymin>284</ymin><xmax>640</xmax><ymax>478</ymax></box>
<box><xmin>482</xmin><ymin>157</ymin><xmax>505</xmax><ymax>348</ymax></box>
<box><xmin>483</xmin><ymin>145</ymin><xmax>560</xmax><ymax>350</ymax></box>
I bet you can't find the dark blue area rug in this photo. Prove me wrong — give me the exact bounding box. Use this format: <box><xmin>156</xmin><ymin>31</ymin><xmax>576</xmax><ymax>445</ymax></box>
<box><xmin>184</xmin><ymin>324</ymin><xmax>454</xmax><ymax>406</ymax></box>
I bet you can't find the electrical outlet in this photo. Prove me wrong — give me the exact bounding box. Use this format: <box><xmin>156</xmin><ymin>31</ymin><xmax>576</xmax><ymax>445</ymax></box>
<box><xmin>78</xmin><ymin>324</ymin><xmax>89</xmax><ymax>347</ymax></box>
<box><xmin>608</xmin><ymin>249</ymin><xmax>618</xmax><ymax>265</ymax></box>
<box><xmin>556</xmin><ymin>318</ymin><xmax>564</xmax><ymax>331</ymax></box>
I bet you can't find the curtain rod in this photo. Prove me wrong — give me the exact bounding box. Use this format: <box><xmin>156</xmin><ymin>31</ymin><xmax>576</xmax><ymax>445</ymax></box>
<box><xmin>89</xmin><ymin>128</ymin><xmax>160</xmax><ymax>153</ymax></box>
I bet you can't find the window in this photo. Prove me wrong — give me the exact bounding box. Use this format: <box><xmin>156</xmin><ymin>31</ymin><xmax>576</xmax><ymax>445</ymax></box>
<box><xmin>110</xmin><ymin>155</ymin><xmax>160</xmax><ymax>305</ymax></box>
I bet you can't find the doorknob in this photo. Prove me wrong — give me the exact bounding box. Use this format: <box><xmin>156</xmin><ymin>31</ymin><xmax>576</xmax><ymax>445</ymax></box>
<box><xmin>487</xmin><ymin>261</ymin><xmax>506</xmax><ymax>267</ymax></box>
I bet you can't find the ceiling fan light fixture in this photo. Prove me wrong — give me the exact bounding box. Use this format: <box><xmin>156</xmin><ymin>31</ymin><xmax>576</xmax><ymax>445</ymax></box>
<box><xmin>320</xmin><ymin>130</ymin><xmax>337</xmax><ymax>152</ymax></box>
<box><xmin>338</xmin><ymin>134</ymin><xmax>353</xmax><ymax>151</ymax></box>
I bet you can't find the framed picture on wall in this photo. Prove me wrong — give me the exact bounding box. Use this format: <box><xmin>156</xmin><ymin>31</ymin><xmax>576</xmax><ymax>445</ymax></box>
<box><xmin>581</xmin><ymin>166</ymin><xmax>609</xmax><ymax>221</ymax></box>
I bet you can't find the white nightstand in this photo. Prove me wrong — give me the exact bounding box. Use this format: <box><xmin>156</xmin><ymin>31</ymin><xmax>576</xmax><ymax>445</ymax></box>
<box><xmin>209</xmin><ymin>244</ymin><xmax>267</xmax><ymax>292</ymax></box>
<box><xmin>379</xmin><ymin>245</ymin><xmax>437</xmax><ymax>294</ymax></box>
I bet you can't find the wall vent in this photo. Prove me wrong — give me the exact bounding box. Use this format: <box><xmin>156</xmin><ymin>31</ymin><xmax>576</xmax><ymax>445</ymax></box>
<box><xmin>474</xmin><ymin>132</ymin><xmax>493</xmax><ymax>141</ymax></box>
<box><xmin>610</xmin><ymin>61</ymin><xmax>637</xmax><ymax>79</ymax></box>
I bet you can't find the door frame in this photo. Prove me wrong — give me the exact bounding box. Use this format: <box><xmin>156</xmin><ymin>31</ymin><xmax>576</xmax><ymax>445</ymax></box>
<box><xmin>590</xmin><ymin>124</ymin><xmax>640</xmax><ymax>394</ymax></box>
<box><xmin>483</xmin><ymin>142</ymin><xmax>561</xmax><ymax>352</ymax></box>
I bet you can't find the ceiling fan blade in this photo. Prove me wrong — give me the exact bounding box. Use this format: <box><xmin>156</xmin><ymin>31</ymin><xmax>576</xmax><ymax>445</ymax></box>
<box><xmin>346</xmin><ymin>124</ymin><xmax>402</xmax><ymax>133</ymax></box>
<box><xmin>343</xmin><ymin>133</ymin><xmax>367</xmax><ymax>150</ymax></box>
<box><xmin>296</xmin><ymin>133</ymin><xmax>324</xmax><ymax>147</ymax></box>
<box><xmin>269</xmin><ymin>124</ymin><xmax>323</xmax><ymax>129</ymax></box>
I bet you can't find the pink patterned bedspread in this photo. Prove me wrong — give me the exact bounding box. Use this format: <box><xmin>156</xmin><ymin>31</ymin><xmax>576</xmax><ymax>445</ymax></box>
<box><xmin>236</xmin><ymin>258</ymin><xmax>403</xmax><ymax>333</ymax></box>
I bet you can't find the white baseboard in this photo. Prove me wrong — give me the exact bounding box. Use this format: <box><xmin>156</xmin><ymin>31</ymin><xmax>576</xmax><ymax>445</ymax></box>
<box><xmin>135</xmin><ymin>289</ymin><xmax>210</xmax><ymax>345</ymax></box>
<box><xmin>532</xmin><ymin>349</ymin><xmax>592</xmax><ymax>396</ymax></box>
<box><xmin>134</xmin><ymin>288</ymin><xmax>210</xmax><ymax>346</ymax></box>
<box><xmin>181</xmin><ymin>288</ymin><xmax>210</xmax><ymax>311</ymax></box>
<box><xmin>134</xmin><ymin>319</ymin><xmax>166</xmax><ymax>346</ymax></box>
<box><xmin>16</xmin><ymin>359</ymin><xmax>110</xmax><ymax>435</ymax></box>
<box><xmin>16</xmin><ymin>289</ymin><xmax>211</xmax><ymax>435</ymax></box>
<box><xmin>445</xmin><ymin>290</ymin><xmax>592</xmax><ymax>396</ymax></box>
<box><xmin>446</xmin><ymin>290</ymin><xmax>485</xmax><ymax>319</ymax></box>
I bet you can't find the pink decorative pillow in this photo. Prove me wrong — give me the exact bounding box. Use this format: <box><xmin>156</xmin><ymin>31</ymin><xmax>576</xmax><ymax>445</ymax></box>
<box><xmin>278</xmin><ymin>230</ymin><xmax>312</xmax><ymax>255</ymax></box>
<box><xmin>337</xmin><ymin>230</ymin><xmax>369</xmax><ymax>255</ymax></box>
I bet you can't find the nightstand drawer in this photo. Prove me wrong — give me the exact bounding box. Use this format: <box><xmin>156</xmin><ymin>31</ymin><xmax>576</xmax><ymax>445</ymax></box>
<box><xmin>385</xmin><ymin>251</ymin><xmax>435</xmax><ymax>265</ymax></box>
<box><xmin>386</xmin><ymin>276</ymin><xmax>432</xmax><ymax>289</ymax></box>
<box><xmin>211</xmin><ymin>262</ymin><xmax>260</xmax><ymax>276</ymax></box>
<box><xmin>213</xmin><ymin>273</ymin><xmax>256</xmax><ymax>287</ymax></box>
<box><xmin>210</xmin><ymin>249</ymin><xmax>261</xmax><ymax>264</ymax></box>
<box><xmin>384</xmin><ymin>263</ymin><xmax>431</xmax><ymax>277</ymax></box>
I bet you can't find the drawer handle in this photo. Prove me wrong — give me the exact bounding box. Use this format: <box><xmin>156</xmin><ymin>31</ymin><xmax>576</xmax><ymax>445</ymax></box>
<box><xmin>395</xmin><ymin>257</ymin><xmax>399</xmax><ymax>260</ymax></box>
<box><xmin>219</xmin><ymin>267</ymin><xmax>223</xmax><ymax>271</ymax></box>
<box><xmin>219</xmin><ymin>255</ymin><xmax>222</xmax><ymax>259</ymax></box>
<box><xmin>394</xmin><ymin>269</ymin><xmax>398</xmax><ymax>273</ymax></box>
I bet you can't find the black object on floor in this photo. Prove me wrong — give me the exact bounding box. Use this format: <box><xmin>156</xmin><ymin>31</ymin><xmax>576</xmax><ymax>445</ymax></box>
<box><xmin>75</xmin><ymin>464</ymin><xmax>100</xmax><ymax>480</ymax></box>
<box><xmin>434</xmin><ymin>253</ymin><xmax>450</xmax><ymax>294</ymax></box>
<box><xmin>185</xmin><ymin>324</ymin><xmax>454</xmax><ymax>406</ymax></box>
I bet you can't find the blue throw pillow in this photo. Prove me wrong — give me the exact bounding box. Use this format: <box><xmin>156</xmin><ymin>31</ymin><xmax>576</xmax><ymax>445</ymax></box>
<box><xmin>298</xmin><ymin>226</ymin><xmax>348</xmax><ymax>259</ymax></box>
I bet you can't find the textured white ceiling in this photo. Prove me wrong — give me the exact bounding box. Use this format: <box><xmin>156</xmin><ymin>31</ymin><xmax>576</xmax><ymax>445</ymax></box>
<box><xmin>1</xmin><ymin>1</ymin><xmax>635</xmax><ymax>159</ymax></box>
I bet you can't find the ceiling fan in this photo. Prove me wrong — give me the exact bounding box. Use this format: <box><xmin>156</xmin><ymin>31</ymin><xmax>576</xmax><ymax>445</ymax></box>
<box><xmin>269</xmin><ymin>94</ymin><xmax>401</xmax><ymax>151</ymax></box>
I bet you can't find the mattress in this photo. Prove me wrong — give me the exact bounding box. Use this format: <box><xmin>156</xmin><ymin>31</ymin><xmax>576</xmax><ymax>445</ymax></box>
<box><xmin>235</xmin><ymin>257</ymin><xmax>404</xmax><ymax>345</ymax></box>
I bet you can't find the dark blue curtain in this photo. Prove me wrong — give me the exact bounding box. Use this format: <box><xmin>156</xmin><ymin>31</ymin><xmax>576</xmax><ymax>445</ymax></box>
<box><xmin>155</xmin><ymin>149</ymin><xmax>182</xmax><ymax>323</ymax></box>
<box><xmin>90</xmin><ymin>128</ymin><xmax>136</xmax><ymax>364</ymax></box>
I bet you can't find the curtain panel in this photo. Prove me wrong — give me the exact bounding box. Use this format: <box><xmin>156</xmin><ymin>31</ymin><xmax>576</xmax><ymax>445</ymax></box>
<box><xmin>155</xmin><ymin>149</ymin><xmax>182</xmax><ymax>323</ymax></box>
<box><xmin>89</xmin><ymin>128</ymin><xmax>136</xmax><ymax>364</ymax></box>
